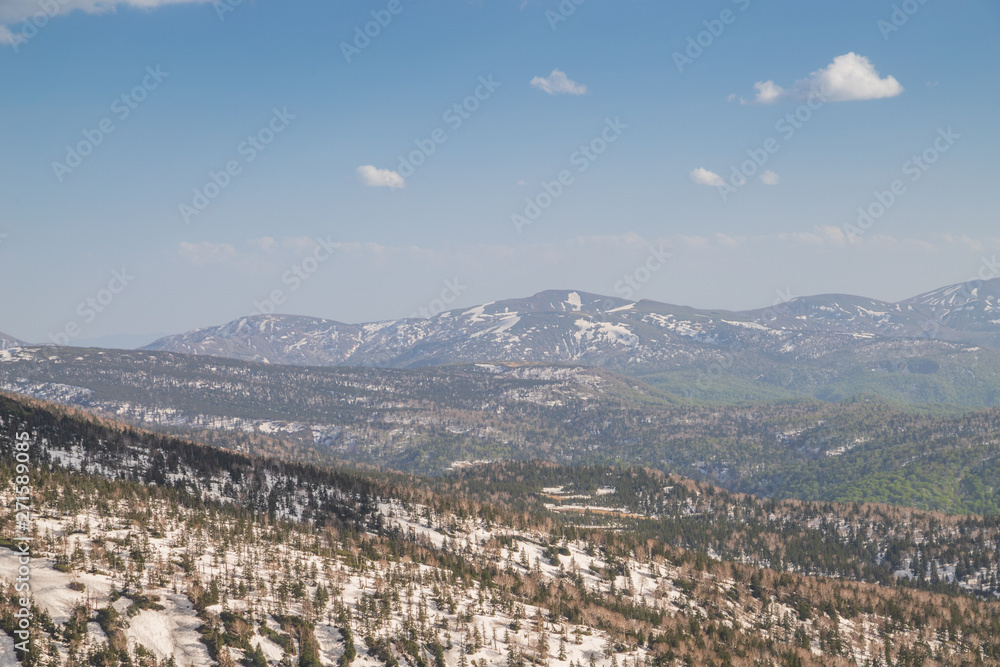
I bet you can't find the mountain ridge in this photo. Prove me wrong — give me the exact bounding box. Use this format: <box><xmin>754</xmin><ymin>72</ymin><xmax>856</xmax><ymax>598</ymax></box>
<box><xmin>140</xmin><ymin>278</ymin><xmax>1000</xmax><ymax>371</ymax></box>
<box><xmin>0</xmin><ymin>331</ymin><xmax>24</xmax><ymax>350</ymax></box>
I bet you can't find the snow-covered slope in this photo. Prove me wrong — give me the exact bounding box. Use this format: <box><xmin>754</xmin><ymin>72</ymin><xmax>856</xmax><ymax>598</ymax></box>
<box><xmin>900</xmin><ymin>277</ymin><xmax>1000</xmax><ymax>333</ymax></box>
<box><xmin>2</xmin><ymin>395</ymin><xmax>999</xmax><ymax>667</ymax></box>
<box><xmin>140</xmin><ymin>314</ymin><xmax>365</xmax><ymax>366</ymax></box>
<box><xmin>0</xmin><ymin>331</ymin><xmax>25</xmax><ymax>350</ymax></box>
<box><xmin>142</xmin><ymin>280</ymin><xmax>1000</xmax><ymax>370</ymax></box>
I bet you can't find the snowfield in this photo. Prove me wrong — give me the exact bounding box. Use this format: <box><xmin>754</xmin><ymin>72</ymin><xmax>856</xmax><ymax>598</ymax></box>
<box><xmin>124</xmin><ymin>594</ymin><xmax>212</xmax><ymax>666</ymax></box>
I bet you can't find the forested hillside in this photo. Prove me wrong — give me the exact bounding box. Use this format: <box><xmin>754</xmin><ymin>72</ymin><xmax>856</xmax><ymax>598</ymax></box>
<box><xmin>2</xmin><ymin>345</ymin><xmax>1000</xmax><ymax>514</ymax></box>
<box><xmin>1</xmin><ymin>394</ymin><xmax>1000</xmax><ymax>666</ymax></box>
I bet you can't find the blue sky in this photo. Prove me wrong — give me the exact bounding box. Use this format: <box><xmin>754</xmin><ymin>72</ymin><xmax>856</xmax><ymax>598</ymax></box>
<box><xmin>1</xmin><ymin>0</ymin><xmax>998</xmax><ymax>345</ymax></box>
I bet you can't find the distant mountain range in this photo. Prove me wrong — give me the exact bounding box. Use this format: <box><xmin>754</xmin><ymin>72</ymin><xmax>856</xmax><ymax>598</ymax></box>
<box><xmin>0</xmin><ymin>331</ymin><xmax>24</xmax><ymax>350</ymax></box>
<box><xmin>4</xmin><ymin>278</ymin><xmax>1000</xmax><ymax>406</ymax></box>
<box><xmin>140</xmin><ymin>278</ymin><xmax>1000</xmax><ymax>369</ymax></box>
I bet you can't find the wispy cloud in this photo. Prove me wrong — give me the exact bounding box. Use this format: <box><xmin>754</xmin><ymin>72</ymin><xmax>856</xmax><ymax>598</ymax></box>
<box><xmin>759</xmin><ymin>170</ymin><xmax>780</xmax><ymax>185</ymax></box>
<box><xmin>178</xmin><ymin>236</ymin><xmax>347</xmax><ymax>268</ymax></box>
<box><xmin>530</xmin><ymin>69</ymin><xmax>588</xmax><ymax>95</ymax></box>
<box><xmin>178</xmin><ymin>241</ymin><xmax>238</xmax><ymax>266</ymax></box>
<box><xmin>808</xmin><ymin>225</ymin><xmax>848</xmax><ymax>247</ymax></box>
<box><xmin>248</xmin><ymin>237</ymin><xmax>278</xmax><ymax>252</ymax></box>
<box><xmin>357</xmin><ymin>165</ymin><xmax>405</xmax><ymax>189</ymax></box>
<box><xmin>0</xmin><ymin>25</ymin><xmax>21</xmax><ymax>46</ymax></box>
<box><xmin>0</xmin><ymin>0</ymin><xmax>211</xmax><ymax>46</ymax></box>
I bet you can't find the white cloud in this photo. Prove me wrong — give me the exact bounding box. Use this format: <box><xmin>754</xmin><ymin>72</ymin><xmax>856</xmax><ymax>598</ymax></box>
<box><xmin>279</xmin><ymin>236</ymin><xmax>323</xmax><ymax>254</ymax></box>
<box><xmin>907</xmin><ymin>239</ymin><xmax>936</xmax><ymax>252</ymax></box>
<box><xmin>776</xmin><ymin>226</ymin><xmax>849</xmax><ymax>247</ymax></box>
<box><xmin>713</xmin><ymin>233</ymin><xmax>743</xmax><ymax>247</ymax></box>
<box><xmin>571</xmin><ymin>232</ymin><xmax>648</xmax><ymax>248</ymax></box>
<box><xmin>737</xmin><ymin>53</ymin><xmax>903</xmax><ymax>105</ymax></box>
<box><xmin>0</xmin><ymin>0</ymin><xmax>210</xmax><ymax>46</ymax></box>
<box><xmin>740</xmin><ymin>80</ymin><xmax>785</xmax><ymax>105</ymax></box>
<box><xmin>677</xmin><ymin>235</ymin><xmax>710</xmax><ymax>248</ymax></box>
<box><xmin>178</xmin><ymin>241</ymin><xmax>238</xmax><ymax>266</ymax></box>
<box><xmin>248</xmin><ymin>237</ymin><xmax>277</xmax><ymax>252</ymax></box>
<box><xmin>180</xmin><ymin>236</ymin><xmax>353</xmax><ymax>269</ymax></box>
<box><xmin>689</xmin><ymin>167</ymin><xmax>724</xmax><ymax>187</ymax></box>
<box><xmin>795</xmin><ymin>52</ymin><xmax>903</xmax><ymax>102</ymax></box>
<box><xmin>530</xmin><ymin>69</ymin><xmax>588</xmax><ymax>95</ymax></box>
<box><xmin>815</xmin><ymin>225</ymin><xmax>848</xmax><ymax>246</ymax></box>
<box><xmin>759</xmin><ymin>170</ymin><xmax>780</xmax><ymax>185</ymax></box>
<box><xmin>357</xmin><ymin>165</ymin><xmax>405</xmax><ymax>189</ymax></box>
<box><xmin>941</xmin><ymin>233</ymin><xmax>984</xmax><ymax>252</ymax></box>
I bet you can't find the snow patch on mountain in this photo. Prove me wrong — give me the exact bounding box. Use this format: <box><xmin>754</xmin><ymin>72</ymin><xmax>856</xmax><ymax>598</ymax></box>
<box><xmin>574</xmin><ymin>319</ymin><xmax>638</xmax><ymax>347</ymax></box>
<box><xmin>462</xmin><ymin>303</ymin><xmax>494</xmax><ymax>323</ymax></box>
<box><xmin>565</xmin><ymin>291</ymin><xmax>582</xmax><ymax>311</ymax></box>
<box><xmin>723</xmin><ymin>319</ymin><xmax>769</xmax><ymax>331</ymax></box>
